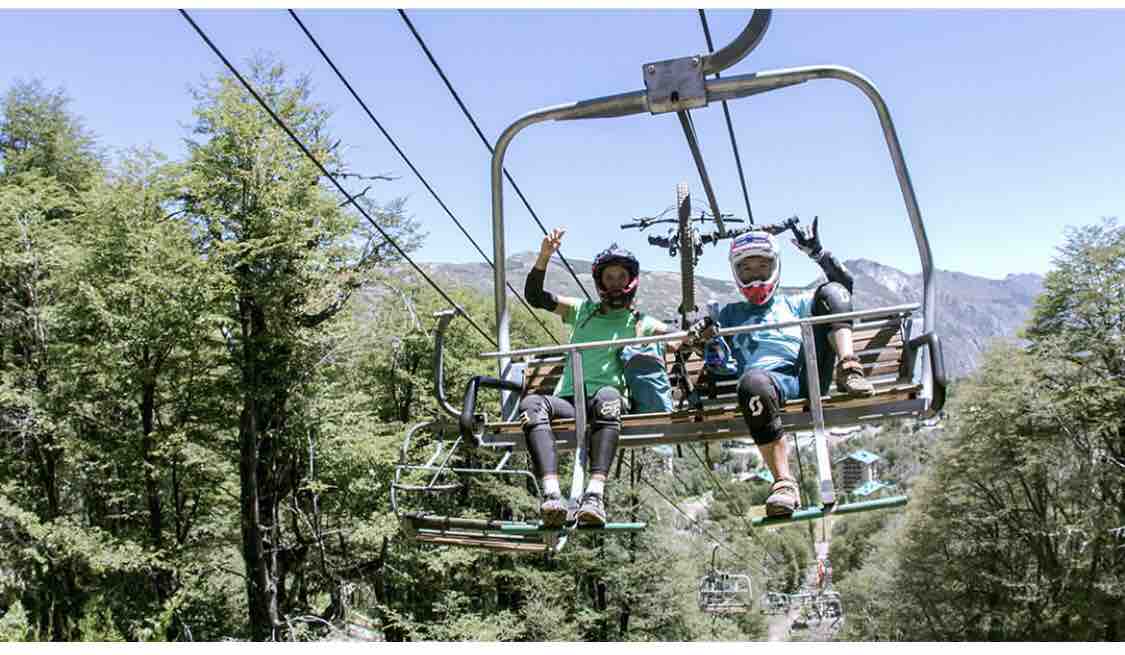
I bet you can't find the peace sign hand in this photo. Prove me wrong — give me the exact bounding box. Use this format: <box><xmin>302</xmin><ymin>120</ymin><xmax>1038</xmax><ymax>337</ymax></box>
<box><xmin>540</xmin><ymin>227</ymin><xmax>566</xmax><ymax>258</ymax></box>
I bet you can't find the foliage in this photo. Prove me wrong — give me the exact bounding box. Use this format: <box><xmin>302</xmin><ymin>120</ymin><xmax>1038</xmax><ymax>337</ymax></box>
<box><xmin>837</xmin><ymin>218</ymin><xmax>1125</xmax><ymax>640</ymax></box>
<box><xmin>0</xmin><ymin>78</ymin><xmax>101</xmax><ymax>189</ymax></box>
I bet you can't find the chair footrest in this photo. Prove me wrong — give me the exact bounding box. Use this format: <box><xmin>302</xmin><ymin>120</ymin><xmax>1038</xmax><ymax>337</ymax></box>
<box><xmin>750</xmin><ymin>495</ymin><xmax>909</xmax><ymax>527</ymax></box>
<box><xmin>499</xmin><ymin>521</ymin><xmax>647</xmax><ymax>535</ymax></box>
<box><xmin>409</xmin><ymin>531</ymin><xmax>549</xmax><ymax>552</ymax></box>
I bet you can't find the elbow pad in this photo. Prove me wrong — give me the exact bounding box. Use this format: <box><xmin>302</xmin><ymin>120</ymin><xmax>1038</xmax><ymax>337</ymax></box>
<box><xmin>815</xmin><ymin>250</ymin><xmax>854</xmax><ymax>294</ymax></box>
<box><xmin>524</xmin><ymin>267</ymin><xmax>559</xmax><ymax>311</ymax></box>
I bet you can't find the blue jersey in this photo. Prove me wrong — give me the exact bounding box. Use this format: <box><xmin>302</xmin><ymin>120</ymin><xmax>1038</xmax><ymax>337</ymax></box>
<box><xmin>716</xmin><ymin>291</ymin><xmax>816</xmax><ymax>374</ymax></box>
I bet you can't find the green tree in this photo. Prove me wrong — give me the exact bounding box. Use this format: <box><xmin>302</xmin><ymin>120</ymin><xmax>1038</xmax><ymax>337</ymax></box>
<box><xmin>838</xmin><ymin>218</ymin><xmax>1125</xmax><ymax>640</ymax></box>
<box><xmin>52</xmin><ymin>147</ymin><xmax>240</xmax><ymax>639</ymax></box>
<box><xmin>0</xmin><ymin>79</ymin><xmax>102</xmax><ymax>640</ymax></box>
<box><xmin>0</xmin><ymin>79</ymin><xmax>101</xmax><ymax>190</ymax></box>
<box><xmin>180</xmin><ymin>57</ymin><xmax>418</xmax><ymax>640</ymax></box>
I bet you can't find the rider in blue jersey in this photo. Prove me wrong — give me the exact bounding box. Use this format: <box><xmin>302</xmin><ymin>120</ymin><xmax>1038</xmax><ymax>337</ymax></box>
<box><xmin>691</xmin><ymin>219</ymin><xmax>873</xmax><ymax>517</ymax></box>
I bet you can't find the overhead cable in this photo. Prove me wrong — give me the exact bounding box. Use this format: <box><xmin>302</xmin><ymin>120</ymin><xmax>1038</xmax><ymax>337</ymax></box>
<box><xmin>685</xmin><ymin>444</ymin><xmax>759</xmax><ymax>541</ymax></box>
<box><xmin>698</xmin><ymin>9</ymin><xmax>755</xmax><ymax>224</ymax></box>
<box><xmin>683</xmin><ymin>444</ymin><xmax>785</xmax><ymax>573</ymax></box>
<box><xmin>179</xmin><ymin>9</ymin><xmax>496</xmax><ymax>347</ymax></box>
<box><xmin>397</xmin><ymin>9</ymin><xmax>593</xmax><ymax>301</ymax></box>
<box><xmin>288</xmin><ymin>10</ymin><xmax>559</xmax><ymax>345</ymax></box>
<box><xmin>620</xmin><ymin>457</ymin><xmax>747</xmax><ymax>567</ymax></box>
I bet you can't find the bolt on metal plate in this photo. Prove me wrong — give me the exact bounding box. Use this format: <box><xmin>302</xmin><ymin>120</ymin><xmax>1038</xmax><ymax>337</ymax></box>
<box><xmin>642</xmin><ymin>56</ymin><xmax>707</xmax><ymax>115</ymax></box>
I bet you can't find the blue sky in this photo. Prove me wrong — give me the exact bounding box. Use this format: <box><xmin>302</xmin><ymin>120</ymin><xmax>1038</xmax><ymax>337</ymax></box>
<box><xmin>2</xmin><ymin>9</ymin><xmax>1122</xmax><ymax>286</ymax></box>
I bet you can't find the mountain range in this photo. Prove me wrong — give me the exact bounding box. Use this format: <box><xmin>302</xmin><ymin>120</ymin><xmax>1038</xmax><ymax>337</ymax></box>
<box><xmin>423</xmin><ymin>251</ymin><xmax>1044</xmax><ymax>380</ymax></box>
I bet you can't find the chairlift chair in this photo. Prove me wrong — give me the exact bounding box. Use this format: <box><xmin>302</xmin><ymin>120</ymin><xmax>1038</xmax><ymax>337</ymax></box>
<box><xmin>697</xmin><ymin>545</ymin><xmax>754</xmax><ymax>614</ymax></box>
<box><xmin>395</xmin><ymin>9</ymin><xmax>946</xmax><ymax>552</ymax></box>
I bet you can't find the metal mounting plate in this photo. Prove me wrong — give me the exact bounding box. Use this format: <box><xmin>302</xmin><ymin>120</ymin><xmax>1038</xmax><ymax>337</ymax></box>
<box><xmin>643</xmin><ymin>56</ymin><xmax>707</xmax><ymax>115</ymax></box>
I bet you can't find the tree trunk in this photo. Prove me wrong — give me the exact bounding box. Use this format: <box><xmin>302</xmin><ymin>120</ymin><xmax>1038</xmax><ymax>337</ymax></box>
<box><xmin>239</xmin><ymin>393</ymin><xmax>274</xmax><ymax>640</ymax></box>
<box><xmin>141</xmin><ymin>376</ymin><xmax>163</xmax><ymax>551</ymax></box>
<box><xmin>238</xmin><ymin>295</ymin><xmax>280</xmax><ymax>641</ymax></box>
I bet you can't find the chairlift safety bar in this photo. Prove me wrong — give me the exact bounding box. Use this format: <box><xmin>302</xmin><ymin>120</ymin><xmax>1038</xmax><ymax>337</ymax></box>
<box><xmin>480</xmin><ymin>303</ymin><xmax>920</xmax><ymax>360</ymax></box>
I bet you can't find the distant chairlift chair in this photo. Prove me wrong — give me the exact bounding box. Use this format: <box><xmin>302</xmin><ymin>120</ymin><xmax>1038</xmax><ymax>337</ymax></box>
<box><xmin>698</xmin><ymin>545</ymin><xmax>755</xmax><ymax>614</ymax></box>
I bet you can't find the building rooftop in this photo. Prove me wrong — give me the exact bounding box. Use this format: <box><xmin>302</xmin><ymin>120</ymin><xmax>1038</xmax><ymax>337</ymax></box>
<box><xmin>737</xmin><ymin>468</ymin><xmax>774</xmax><ymax>484</ymax></box>
<box><xmin>851</xmin><ymin>480</ymin><xmax>892</xmax><ymax>497</ymax></box>
<box><xmin>835</xmin><ymin>449</ymin><xmax>881</xmax><ymax>465</ymax></box>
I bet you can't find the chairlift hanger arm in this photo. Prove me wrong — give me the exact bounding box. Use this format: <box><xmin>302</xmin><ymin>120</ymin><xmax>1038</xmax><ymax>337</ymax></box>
<box><xmin>492</xmin><ymin>37</ymin><xmax>937</xmax><ymax>417</ymax></box>
<box><xmin>700</xmin><ymin>9</ymin><xmax>773</xmax><ymax>77</ymax></box>
<box><xmin>491</xmin><ymin>64</ymin><xmax>936</xmax><ymax>313</ymax></box>
<box><xmin>675</xmin><ymin>110</ymin><xmax>726</xmax><ymax>236</ymax></box>
<box><xmin>669</xmin><ymin>9</ymin><xmax>772</xmax><ymax>237</ymax></box>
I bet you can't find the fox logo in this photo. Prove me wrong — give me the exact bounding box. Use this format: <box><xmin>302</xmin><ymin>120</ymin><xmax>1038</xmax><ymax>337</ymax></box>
<box><xmin>519</xmin><ymin>406</ymin><xmax>548</xmax><ymax>426</ymax></box>
<box><xmin>599</xmin><ymin>399</ymin><xmax>622</xmax><ymax>419</ymax></box>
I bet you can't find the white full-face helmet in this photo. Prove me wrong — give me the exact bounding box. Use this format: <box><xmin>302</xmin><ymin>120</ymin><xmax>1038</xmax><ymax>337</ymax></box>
<box><xmin>728</xmin><ymin>230</ymin><xmax>780</xmax><ymax>305</ymax></box>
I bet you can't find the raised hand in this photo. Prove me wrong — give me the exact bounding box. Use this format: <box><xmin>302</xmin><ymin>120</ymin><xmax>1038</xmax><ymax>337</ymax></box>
<box><xmin>540</xmin><ymin>227</ymin><xmax>566</xmax><ymax>258</ymax></box>
<box><xmin>790</xmin><ymin>215</ymin><xmax>822</xmax><ymax>258</ymax></box>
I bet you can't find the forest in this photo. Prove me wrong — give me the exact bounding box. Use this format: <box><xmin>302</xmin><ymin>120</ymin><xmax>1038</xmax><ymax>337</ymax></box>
<box><xmin>1</xmin><ymin>60</ymin><xmax>1122</xmax><ymax>641</ymax></box>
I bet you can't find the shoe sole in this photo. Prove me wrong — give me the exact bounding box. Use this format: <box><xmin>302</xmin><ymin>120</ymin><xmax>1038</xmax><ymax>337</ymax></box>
<box><xmin>765</xmin><ymin>502</ymin><xmax>798</xmax><ymax>517</ymax></box>
<box><xmin>575</xmin><ymin>510</ymin><xmax>606</xmax><ymax>528</ymax></box>
<box><xmin>541</xmin><ymin>507</ymin><xmax>567</xmax><ymax>529</ymax></box>
<box><xmin>837</xmin><ymin>384</ymin><xmax>876</xmax><ymax>397</ymax></box>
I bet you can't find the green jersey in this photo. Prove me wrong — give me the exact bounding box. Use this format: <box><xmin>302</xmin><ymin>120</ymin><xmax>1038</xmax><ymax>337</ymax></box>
<box><xmin>554</xmin><ymin>300</ymin><xmax>662</xmax><ymax>399</ymax></box>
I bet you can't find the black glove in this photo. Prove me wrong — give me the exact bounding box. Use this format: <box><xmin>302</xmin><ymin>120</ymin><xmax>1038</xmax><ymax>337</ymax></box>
<box><xmin>790</xmin><ymin>216</ymin><xmax>823</xmax><ymax>259</ymax></box>
<box><xmin>685</xmin><ymin>316</ymin><xmax>717</xmax><ymax>349</ymax></box>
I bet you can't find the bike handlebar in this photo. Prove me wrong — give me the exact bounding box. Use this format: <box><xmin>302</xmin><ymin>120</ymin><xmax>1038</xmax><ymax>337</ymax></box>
<box><xmin>701</xmin><ymin>215</ymin><xmax>801</xmax><ymax>245</ymax></box>
<box><xmin>621</xmin><ymin>215</ymin><xmax>744</xmax><ymax>231</ymax></box>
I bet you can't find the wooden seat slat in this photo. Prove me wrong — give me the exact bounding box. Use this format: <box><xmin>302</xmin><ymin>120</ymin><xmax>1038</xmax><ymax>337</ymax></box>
<box><xmin>854</xmin><ymin>334</ymin><xmax>904</xmax><ymax>352</ymax></box>
<box><xmin>852</xmin><ymin>328</ymin><xmax>903</xmax><ymax>349</ymax></box>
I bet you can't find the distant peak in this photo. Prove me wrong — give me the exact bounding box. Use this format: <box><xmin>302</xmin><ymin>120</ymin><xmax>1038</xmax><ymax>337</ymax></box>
<box><xmin>844</xmin><ymin>258</ymin><xmax>910</xmax><ymax>276</ymax></box>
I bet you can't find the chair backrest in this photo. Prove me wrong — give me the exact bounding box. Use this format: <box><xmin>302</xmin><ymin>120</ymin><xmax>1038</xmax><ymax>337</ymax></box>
<box><xmin>520</xmin><ymin>312</ymin><xmax>910</xmax><ymax>405</ymax></box>
<box><xmin>521</xmin><ymin>348</ymin><xmax>705</xmax><ymax>401</ymax></box>
<box><xmin>692</xmin><ymin>312</ymin><xmax>912</xmax><ymax>408</ymax></box>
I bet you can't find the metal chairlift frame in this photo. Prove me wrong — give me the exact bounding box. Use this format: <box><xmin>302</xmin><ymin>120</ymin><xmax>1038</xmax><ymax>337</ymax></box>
<box><xmin>395</xmin><ymin>9</ymin><xmax>947</xmax><ymax>552</ymax></box>
<box><xmin>698</xmin><ymin>544</ymin><xmax>755</xmax><ymax>614</ymax></box>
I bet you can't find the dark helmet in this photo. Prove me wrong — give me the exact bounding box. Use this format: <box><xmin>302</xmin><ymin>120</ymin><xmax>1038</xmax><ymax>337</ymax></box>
<box><xmin>592</xmin><ymin>244</ymin><xmax>640</xmax><ymax>309</ymax></box>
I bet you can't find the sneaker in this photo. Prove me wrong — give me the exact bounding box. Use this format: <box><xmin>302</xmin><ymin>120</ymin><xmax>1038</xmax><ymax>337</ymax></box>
<box><xmin>575</xmin><ymin>492</ymin><xmax>607</xmax><ymax>527</ymax></box>
<box><xmin>835</xmin><ymin>355</ymin><xmax>875</xmax><ymax>397</ymax></box>
<box><xmin>765</xmin><ymin>478</ymin><xmax>801</xmax><ymax>517</ymax></box>
<box><xmin>540</xmin><ymin>493</ymin><xmax>567</xmax><ymax>529</ymax></box>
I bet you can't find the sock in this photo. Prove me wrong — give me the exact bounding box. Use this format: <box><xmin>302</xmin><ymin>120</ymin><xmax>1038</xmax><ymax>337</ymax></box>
<box><xmin>542</xmin><ymin>477</ymin><xmax>561</xmax><ymax>497</ymax></box>
<box><xmin>585</xmin><ymin>477</ymin><xmax>605</xmax><ymax>496</ymax></box>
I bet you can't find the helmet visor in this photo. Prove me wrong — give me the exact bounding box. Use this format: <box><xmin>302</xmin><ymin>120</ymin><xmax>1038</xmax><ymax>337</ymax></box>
<box><xmin>735</xmin><ymin>255</ymin><xmax>776</xmax><ymax>285</ymax></box>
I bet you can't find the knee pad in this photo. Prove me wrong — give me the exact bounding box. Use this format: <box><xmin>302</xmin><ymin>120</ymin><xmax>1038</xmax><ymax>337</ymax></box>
<box><xmin>737</xmin><ymin>370</ymin><xmax>784</xmax><ymax>445</ymax></box>
<box><xmin>518</xmin><ymin>394</ymin><xmax>551</xmax><ymax>431</ymax></box>
<box><xmin>590</xmin><ymin>386</ymin><xmax>624</xmax><ymax>429</ymax></box>
<box><xmin>589</xmin><ymin>387</ymin><xmax>622</xmax><ymax>476</ymax></box>
<box><xmin>814</xmin><ymin>282</ymin><xmax>854</xmax><ymax>333</ymax></box>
